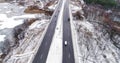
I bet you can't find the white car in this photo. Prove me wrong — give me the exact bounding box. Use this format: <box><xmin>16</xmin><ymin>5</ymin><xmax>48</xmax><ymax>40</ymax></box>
<box><xmin>64</xmin><ymin>41</ymin><xmax>68</xmax><ymax>46</ymax></box>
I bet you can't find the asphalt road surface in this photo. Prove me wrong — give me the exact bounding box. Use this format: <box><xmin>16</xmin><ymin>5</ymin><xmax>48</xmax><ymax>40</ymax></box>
<box><xmin>32</xmin><ymin>0</ymin><xmax>63</xmax><ymax>63</ymax></box>
<box><xmin>62</xmin><ymin>0</ymin><xmax>75</xmax><ymax>63</ymax></box>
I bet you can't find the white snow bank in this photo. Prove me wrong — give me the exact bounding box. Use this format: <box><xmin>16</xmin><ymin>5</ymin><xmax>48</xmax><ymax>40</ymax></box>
<box><xmin>0</xmin><ymin>14</ymin><xmax>36</xmax><ymax>29</ymax></box>
<box><xmin>0</xmin><ymin>35</ymin><xmax>6</xmax><ymax>42</ymax></box>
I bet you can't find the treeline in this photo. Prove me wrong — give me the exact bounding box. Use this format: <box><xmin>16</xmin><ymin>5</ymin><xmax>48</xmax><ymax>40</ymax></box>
<box><xmin>84</xmin><ymin>0</ymin><xmax>117</xmax><ymax>7</ymax></box>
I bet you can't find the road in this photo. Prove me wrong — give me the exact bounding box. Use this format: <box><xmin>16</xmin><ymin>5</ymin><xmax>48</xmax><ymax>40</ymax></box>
<box><xmin>32</xmin><ymin>0</ymin><xmax>63</xmax><ymax>63</ymax></box>
<box><xmin>62</xmin><ymin>0</ymin><xmax>75</xmax><ymax>63</ymax></box>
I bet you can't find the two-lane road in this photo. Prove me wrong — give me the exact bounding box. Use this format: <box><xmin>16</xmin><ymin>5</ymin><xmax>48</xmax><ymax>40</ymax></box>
<box><xmin>62</xmin><ymin>0</ymin><xmax>75</xmax><ymax>63</ymax></box>
<box><xmin>32</xmin><ymin>0</ymin><xmax>63</xmax><ymax>63</ymax></box>
<box><xmin>33</xmin><ymin>0</ymin><xmax>75</xmax><ymax>63</ymax></box>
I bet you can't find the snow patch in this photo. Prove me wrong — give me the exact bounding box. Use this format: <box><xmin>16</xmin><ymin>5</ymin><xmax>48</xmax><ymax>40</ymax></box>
<box><xmin>0</xmin><ymin>35</ymin><xmax>6</xmax><ymax>42</ymax></box>
<box><xmin>48</xmin><ymin>4</ymin><xmax>57</xmax><ymax>10</ymax></box>
<box><xmin>70</xmin><ymin>4</ymin><xmax>82</xmax><ymax>13</ymax></box>
<box><xmin>0</xmin><ymin>14</ymin><xmax>37</xmax><ymax>29</ymax></box>
<box><xmin>29</xmin><ymin>19</ymin><xmax>49</xmax><ymax>29</ymax></box>
<box><xmin>6</xmin><ymin>11</ymin><xmax>12</xmax><ymax>14</ymax></box>
<box><xmin>4</xmin><ymin>6</ymin><xmax>8</xmax><ymax>9</ymax></box>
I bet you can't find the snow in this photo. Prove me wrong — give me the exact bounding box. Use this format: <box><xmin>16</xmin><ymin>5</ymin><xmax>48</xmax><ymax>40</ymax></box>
<box><xmin>46</xmin><ymin>0</ymin><xmax>65</xmax><ymax>63</ymax></box>
<box><xmin>29</xmin><ymin>19</ymin><xmax>49</xmax><ymax>29</ymax></box>
<box><xmin>71</xmin><ymin>4</ymin><xmax>82</xmax><ymax>10</ymax></box>
<box><xmin>69</xmin><ymin>2</ymin><xmax>81</xmax><ymax>63</ymax></box>
<box><xmin>0</xmin><ymin>1</ymin><xmax>50</xmax><ymax>63</ymax></box>
<box><xmin>48</xmin><ymin>4</ymin><xmax>57</xmax><ymax>10</ymax></box>
<box><xmin>0</xmin><ymin>3</ymin><xmax>25</xmax><ymax>17</ymax></box>
<box><xmin>3</xmin><ymin>17</ymin><xmax>49</xmax><ymax>63</ymax></box>
<box><xmin>78</xmin><ymin>21</ymin><xmax>94</xmax><ymax>32</ymax></box>
<box><xmin>11</xmin><ymin>14</ymin><xmax>37</xmax><ymax>19</ymax></box>
<box><xmin>19</xmin><ymin>6</ymin><xmax>24</xmax><ymax>9</ymax></box>
<box><xmin>70</xmin><ymin>1</ymin><xmax>120</xmax><ymax>63</ymax></box>
<box><xmin>70</xmin><ymin>4</ymin><xmax>82</xmax><ymax>13</ymax></box>
<box><xmin>6</xmin><ymin>11</ymin><xmax>12</xmax><ymax>14</ymax></box>
<box><xmin>0</xmin><ymin>3</ymin><xmax>9</xmax><ymax>5</ymax></box>
<box><xmin>0</xmin><ymin>2</ymin><xmax>37</xmax><ymax>29</ymax></box>
<box><xmin>80</xmin><ymin>0</ymin><xmax>85</xmax><ymax>5</ymax></box>
<box><xmin>0</xmin><ymin>35</ymin><xmax>6</xmax><ymax>42</ymax></box>
<box><xmin>73</xmin><ymin>20</ymin><xmax>120</xmax><ymax>63</ymax></box>
<box><xmin>0</xmin><ymin>14</ymin><xmax>36</xmax><ymax>29</ymax></box>
<box><xmin>40</xmin><ymin>1</ymin><xmax>44</xmax><ymax>8</ymax></box>
<box><xmin>4</xmin><ymin>6</ymin><xmax>7</xmax><ymax>9</ymax></box>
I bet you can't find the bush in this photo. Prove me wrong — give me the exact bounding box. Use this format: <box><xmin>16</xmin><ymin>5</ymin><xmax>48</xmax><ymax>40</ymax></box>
<box><xmin>84</xmin><ymin>0</ymin><xmax>117</xmax><ymax>7</ymax></box>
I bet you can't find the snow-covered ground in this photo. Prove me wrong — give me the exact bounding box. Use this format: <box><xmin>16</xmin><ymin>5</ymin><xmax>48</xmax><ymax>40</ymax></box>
<box><xmin>73</xmin><ymin>20</ymin><xmax>120</xmax><ymax>63</ymax></box>
<box><xmin>3</xmin><ymin>19</ymin><xmax>50</xmax><ymax>63</ymax></box>
<box><xmin>0</xmin><ymin>35</ymin><xmax>6</xmax><ymax>42</ymax></box>
<box><xmin>70</xmin><ymin>2</ymin><xmax>82</xmax><ymax>14</ymax></box>
<box><xmin>0</xmin><ymin>0</ymin><xmax>59</xmax><ymax>63</ymax></box>
<box><xmin>0</xmin><ymin>3</ymin><xmax>25</xmax><ymax>17</ymax></box>
<box><xmin>70</xmin><ymin>1</ymin><xmax>120</xmax><ymax>63</ymax></box>
<box><xmin>48</xmin><ymin>4</ymin><xmax>57</xmax><ymax>10</ymax></box>
<box><xmin>0</xmin><ymin>2</ymin><xmax>38</xmax><ymax>30</ymax></box>
<box><xmin>0</xmin><ymin>2</ymin><xmax>40</xmax><ymax>62</ymax></box>
<box><xmin>48</xmin><ymin>1</ymin><xmax>58</xmax><ymax>10</ymax></box>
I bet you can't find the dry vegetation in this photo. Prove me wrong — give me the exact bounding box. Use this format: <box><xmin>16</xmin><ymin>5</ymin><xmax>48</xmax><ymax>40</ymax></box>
<box><xmin>82</xmin><ymin>5</ymin><xmax>120</xmax><ymax>49</ymax></box>
<box><xmin>24</xmin><ymin>5</ymin><xmax>53</xmax><ymax>16</ymax></box>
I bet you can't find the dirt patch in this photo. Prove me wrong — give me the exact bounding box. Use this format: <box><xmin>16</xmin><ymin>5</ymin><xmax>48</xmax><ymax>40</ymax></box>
<box><xmin>24</xmin><ymin>5</ymin><xmax>53</xmax><ymax>16</ymax></box>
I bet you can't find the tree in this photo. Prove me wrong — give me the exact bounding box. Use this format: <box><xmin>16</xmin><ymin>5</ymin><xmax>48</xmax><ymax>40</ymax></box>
<box><xmin>84</xmin><ymin>0</ymin><xmax>117</xmax><ymax>7</ymax></box>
